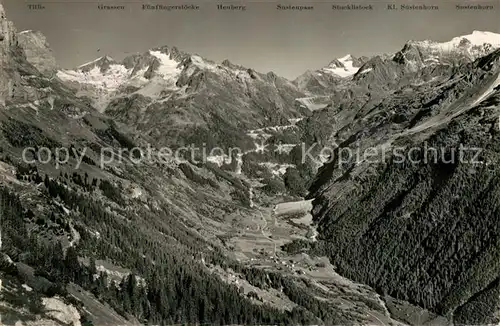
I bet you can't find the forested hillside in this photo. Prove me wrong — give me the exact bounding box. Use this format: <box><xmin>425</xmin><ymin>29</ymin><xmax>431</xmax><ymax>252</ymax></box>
<box><xmin>307</xmin><ymin>48</ymin><xmax>500</xmax><ymax>324</ymax></box>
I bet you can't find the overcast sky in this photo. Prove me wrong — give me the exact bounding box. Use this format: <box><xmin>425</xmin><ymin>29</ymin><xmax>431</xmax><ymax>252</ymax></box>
<box><xmin>3</xmin><ymin>0</ymin><xmax>499</xmax><ymax>79</ymax></box>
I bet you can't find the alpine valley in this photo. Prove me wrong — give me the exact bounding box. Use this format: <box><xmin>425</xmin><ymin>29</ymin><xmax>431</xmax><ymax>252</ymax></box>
<box><xmin>1</xmin><ymin>3</ymin><xmax>500</xmax><ymax>325</ymax></box>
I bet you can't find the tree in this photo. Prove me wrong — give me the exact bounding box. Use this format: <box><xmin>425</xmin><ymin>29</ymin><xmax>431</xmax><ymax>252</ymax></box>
<box><xmin>64</xmin><ymin>246</ymin><xmax>80</xmax><ymax>282</ymax></box>
<box><xmin>284</xmin><ymin>167</ymin><xmax>307</xmax><ymax>196</ymax></box>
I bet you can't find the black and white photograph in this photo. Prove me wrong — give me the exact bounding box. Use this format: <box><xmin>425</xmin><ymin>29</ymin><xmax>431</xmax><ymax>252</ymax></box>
<box><xmin>0</xmin><ymin>0</ymin><xmax>499</xmax><ymax>325</ymax></box>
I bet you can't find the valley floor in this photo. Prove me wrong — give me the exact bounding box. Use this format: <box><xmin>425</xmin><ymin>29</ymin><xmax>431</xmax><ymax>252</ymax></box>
<box><xmin>208</xmin><ymin>195</ymin><xmax>445</xmax><ymax>326</ymax></box>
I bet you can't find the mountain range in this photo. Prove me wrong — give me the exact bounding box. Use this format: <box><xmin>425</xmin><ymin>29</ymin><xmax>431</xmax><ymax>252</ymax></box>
<box><xmin>2</xmin><ymin>2</ymin><xmax>500</xmax><ymax>325</ymax></box>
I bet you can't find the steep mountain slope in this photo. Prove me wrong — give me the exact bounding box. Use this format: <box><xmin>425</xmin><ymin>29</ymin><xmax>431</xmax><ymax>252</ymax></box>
<box><xmin>305</xmin><ymin>40</ymin><xmax>500</xmax><ymax>324</ymax></box>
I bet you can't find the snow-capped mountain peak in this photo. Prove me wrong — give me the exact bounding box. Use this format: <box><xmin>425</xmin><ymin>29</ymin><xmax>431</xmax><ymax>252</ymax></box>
<box><xmin>55</xmin><ymin>47</ymin><xmax>187</xmax><ymax>110</ymax></box>
<box><xmin>55</xmin><ymin>44</ymin><xmax>299</xmax><ymax>113</ymax></box>
<box><xmin>321</xmin><ymin>54</ymin><xmax>368</xmax><ymax>78</ymax></box>
<box><xmin>338</xmin><ymin>54</ymin><xmax>353</xmax><ymax>61</ymax></box>
<box><xmin>433</xmin><ymin>30</ymin><xmax>500</xmax><ymax>48</ymax></box>
<box><xmin>148</xmin><ymin>50</ymin><xmax>182</xmax><ymax>79</ymax></box>
<box><xmin>458</xmin><ymin>30</ymin><xmax>500</xmax><ymax>45</ymax></box>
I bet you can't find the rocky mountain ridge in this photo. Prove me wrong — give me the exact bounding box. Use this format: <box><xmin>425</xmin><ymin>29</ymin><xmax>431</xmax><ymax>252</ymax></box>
<box><xmin>17</xmin><ymin>30</ymin><xmax>57</xmax><ymax>74</ymax></box>
<box><xmin>52</xmin><ymin>45</ymin><xmax>306</xmax><ymax>151</ymax></box>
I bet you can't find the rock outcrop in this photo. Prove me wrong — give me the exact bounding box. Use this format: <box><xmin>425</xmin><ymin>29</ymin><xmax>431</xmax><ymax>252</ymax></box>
<box><xmin>17</xmin><ymin>29</ymin><xmax>57</xmax><ymax>74</ymax></box>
